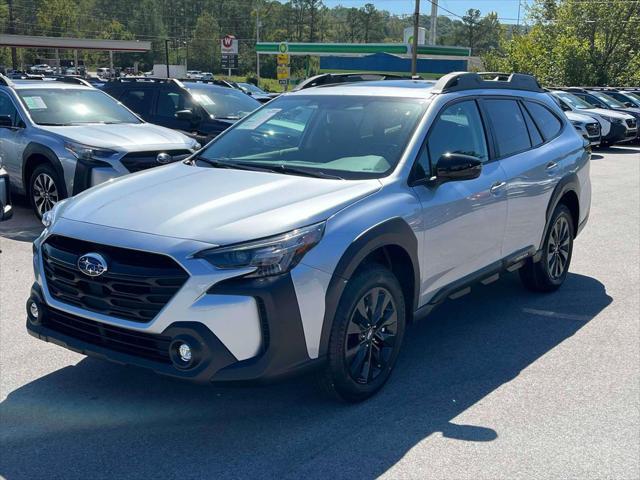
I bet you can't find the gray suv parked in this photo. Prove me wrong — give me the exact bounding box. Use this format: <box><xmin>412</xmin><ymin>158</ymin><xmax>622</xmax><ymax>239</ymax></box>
<box><xmin>0</xmin><ymin>75</ymin><xmax>200</xmax><ymax>217</ymax></box>
<box><xmin>27</xmin><ymin>73</ymin><xmax>591</xmax><ymax>402</ymax></box>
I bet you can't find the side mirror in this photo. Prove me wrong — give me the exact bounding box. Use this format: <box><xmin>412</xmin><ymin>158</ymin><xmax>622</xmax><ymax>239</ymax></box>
<box><xmin>624</xmin><ymin>102</ymin><xmax>633</xmax><ymax>108</ymax></box>
<box><xmin>0</xmin><ymin>115</ymin><xmax>13</xmax><ymax>128</ymax></box>
<box><xmin>175</xmin><ymin>109</ymin><xmax>195</xmax><ymax>120</ymax></box>
<box><xmin>435</xmin><ymin>153</ymin><xmax>483</xmax><ymax>182</ymax></box>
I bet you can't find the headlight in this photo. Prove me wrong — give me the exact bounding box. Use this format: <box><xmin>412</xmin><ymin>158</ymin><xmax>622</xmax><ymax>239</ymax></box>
<box><xmin>41</xmin><ymin>199</ymin><xmax>67</xmax><ymax>228</ymax></box>
<box><xmin>196</xmin><ymin>222</ymin><xmax>325</xmax><ymax>278</ymax></box>
<box><xmin>570</xmin><ymin>121</ymin><xmax>584</xmax><ymax>128</ymax></box>
<box><xmin>190</xmin><ymin>140</ymin><xmax>202</xmax><ymax>151</ymax></box>
<box><xmin>65</xmin><ymin>142</ymin><xmax>117</xmax><ymax>164</ymax></box>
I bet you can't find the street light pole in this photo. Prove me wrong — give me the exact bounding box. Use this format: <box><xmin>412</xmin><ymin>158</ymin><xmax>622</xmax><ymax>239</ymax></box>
<box><xmin>256</xmin><ymin>8</ymin><xmax>261</xmax><ymax>81</ymax></box>
<box><xmin>164</xmin><ymin>39</ymin><xmax>170</xmax><ymax>78</ymax></box>
<box><xmin>411</xmin><ymin>0</ymin><xmax>420</xmax><ymax>76</ymax></box>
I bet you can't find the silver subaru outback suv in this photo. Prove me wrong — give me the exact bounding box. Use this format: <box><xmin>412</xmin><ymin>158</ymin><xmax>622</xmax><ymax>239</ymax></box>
<box><xmin>27</xmin><ymin>73</ymin><xmax>591</xmax><ymax>402</ymax></box>
<box><xmin>0</xmin><ymin>75</ymin><xmax>200</xmax><ymax>218</ymax></box>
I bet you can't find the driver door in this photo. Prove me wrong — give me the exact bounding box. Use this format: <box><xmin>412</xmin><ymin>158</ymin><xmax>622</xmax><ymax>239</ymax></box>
<box><xmin>0</xmin><ymin>92</ymin><xmax>28</xmax><ymax>192</ymax></box>
<box><xmin>411</xmin><ymin>99</ymin><xmax>508</xmax><ymax>302</ymax></box>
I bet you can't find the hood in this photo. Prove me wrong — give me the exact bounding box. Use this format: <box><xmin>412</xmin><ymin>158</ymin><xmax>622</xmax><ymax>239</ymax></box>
<box><xmin>60</xmin><ymin>162</ymin><xmax>381</xmax><ymax>245</ymax></box>
<box><xmin>585</xmin><ymin>108</ymin><xmax>635</xmax><ymax>120</ymax></box>
<box><xmin>38</xmin><ymin>123</ymin><xmax>195</xmax><ymax>151</ymax></box>
<box><xmin>565</xmin><ymin>111</ymin><xmax>598</xmax><ymax>124</ymax></box>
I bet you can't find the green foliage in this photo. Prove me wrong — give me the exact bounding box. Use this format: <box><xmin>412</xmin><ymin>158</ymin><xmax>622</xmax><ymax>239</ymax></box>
<box><xmin>483</xmin><ymin>0</ymin><xmax>640</xmax><ymax>86</ymax></box>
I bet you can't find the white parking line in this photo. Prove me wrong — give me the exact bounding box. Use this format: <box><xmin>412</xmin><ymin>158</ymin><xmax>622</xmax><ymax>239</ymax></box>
<box><xmin>522</xmin><ymin>308</ymin><xmax>592</xmax><ymax>322</ymax></box>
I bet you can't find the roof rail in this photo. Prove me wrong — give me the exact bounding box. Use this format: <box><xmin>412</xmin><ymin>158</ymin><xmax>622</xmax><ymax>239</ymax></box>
<box><xmin>432</xmin><ymin>72</ymin><xmax>543</xmax><ymax>94</ymax></box>
<box><xmin>53</xmin><ymin>76</ymin><xmax>93</xmax><ymax>87</ymax></box>
<box><xmin>108</xmin><ymin>77</ymin><xmax>184</xmax><ymax>87</ymax></box>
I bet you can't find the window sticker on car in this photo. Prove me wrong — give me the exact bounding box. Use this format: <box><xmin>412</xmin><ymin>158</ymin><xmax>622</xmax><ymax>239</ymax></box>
<box><xmin>23</xmin><ymin>96</ymin><xmax>47</xmax><ymax>110</ymax></box>
<box><xmin>236</xmin><ymin>108</ymin><xmax>281</xmax><ymax>130</ymax></box>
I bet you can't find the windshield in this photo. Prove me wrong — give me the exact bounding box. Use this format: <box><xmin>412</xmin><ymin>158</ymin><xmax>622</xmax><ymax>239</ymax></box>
<box><xmin>196</xmin><ymin>95</ymin><xmax>428</xmax><ymax>180</ymax></box>
<box><xmin>188</xmin><ymin>87</ymin><xmax>259</xmax><ymax>119</ymax></box>
<box><xmin>590</xmin><ymin>92</ymin><xmax>626</xmax><ymax>108</ymax></box>
<box><xmin>17</xmin><ymin>88</ymin><xmax>141</xmax><ymax>125</ymax></box>
<box><xmin>239</xmin><ymin>83</ymin><xmax>266</xmax><ymax>95</ymax></box>
<box><xmin>627</xmin><ymin>92</ymin><xmax>640</xmax><ymax>103</ymax></box>
<box><xmin>555</xmin><ymin>92</ymin><xmax>593</xmax><ymax>110</ymax></box>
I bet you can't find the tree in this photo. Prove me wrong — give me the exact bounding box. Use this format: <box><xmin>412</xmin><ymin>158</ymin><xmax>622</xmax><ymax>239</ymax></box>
<box><xmin>190</xmin><ymin>11</ymin><xmax>219</xmax><ymax>71</ymax></box>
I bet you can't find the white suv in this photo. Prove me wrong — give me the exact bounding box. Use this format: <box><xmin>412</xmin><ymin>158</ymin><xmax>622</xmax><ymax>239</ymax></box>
<box><xmin>27</xmin><ymin>73</ymin><xmax>591</xmax><ymax>401</ymax></box>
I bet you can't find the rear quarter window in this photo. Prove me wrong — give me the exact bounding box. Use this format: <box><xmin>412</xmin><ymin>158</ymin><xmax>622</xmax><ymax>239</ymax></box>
<box><xmin>524</xmin><ymin>101</ymin><xmax>563</xmax><ymax>141</ymax></box>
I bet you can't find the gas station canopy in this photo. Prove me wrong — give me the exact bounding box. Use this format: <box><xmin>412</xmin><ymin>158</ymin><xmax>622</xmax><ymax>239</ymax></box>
<box><xmin>256</xmin><ymin>42</ymin><xmax>470</xmax><ymax>58</ymax></box>
<box><xmin>0</xmin><ymin>34</ymin><xmax>151</xmax><ymax>52</ymax></box>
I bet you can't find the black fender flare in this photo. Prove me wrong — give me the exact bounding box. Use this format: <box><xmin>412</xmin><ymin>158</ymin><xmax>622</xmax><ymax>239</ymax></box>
<box><xmin>318</xmin><ymin>217</ymin><xmax>420</xmax><ymax>357</ymax></box>
<box><xmin>22</xmin><ymin>143</ymin><xmax>68</xmax><ymax>198</ymax></box>
<box><xmin>536</xmin><ymin>172</ymin><xmax>580</xmax><ymax>257</ymax></box>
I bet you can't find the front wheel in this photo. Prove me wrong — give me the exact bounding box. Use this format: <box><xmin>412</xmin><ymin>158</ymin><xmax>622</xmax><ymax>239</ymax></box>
<box><xmin>520</xmin><ymin>204</ymin><xmax>574</xmax><ymax>292</ymax></box>
<box><xmin>29</xmin><ymin>164</ymin><xmax>65</xmax><ymax>219</ymax></box>
<box><xmin>320</xmin><ymin>265</ymin><xmax>406</xmax><ymax>402</ymax></box>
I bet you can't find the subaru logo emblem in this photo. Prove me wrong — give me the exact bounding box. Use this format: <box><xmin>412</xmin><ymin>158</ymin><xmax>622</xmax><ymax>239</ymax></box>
<box><xmin>156</xmin><ymin>152</ymin><xmax>172</xmax><ymax>164</ymax></box>
<box><xmin>77</xmin><ymin>253</ymin><xmax>108</xmax><ymax>277</ymax></box>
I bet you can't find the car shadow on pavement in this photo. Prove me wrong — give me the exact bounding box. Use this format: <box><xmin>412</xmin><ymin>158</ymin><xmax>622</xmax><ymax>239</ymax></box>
<box><xmin>0</xmin><ymin>272</ymin><xmax>612</xmax><ymax>480</ymax></box>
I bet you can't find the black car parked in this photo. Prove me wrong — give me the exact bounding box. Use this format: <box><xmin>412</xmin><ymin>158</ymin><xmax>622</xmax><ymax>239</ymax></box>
<box><xmin>103</xmin><ymin>78</ymin><xmax>261</xmax><ymax>144</ymax></box>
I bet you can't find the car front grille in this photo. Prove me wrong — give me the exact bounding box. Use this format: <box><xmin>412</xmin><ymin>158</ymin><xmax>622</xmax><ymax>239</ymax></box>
<box><xmin>120</xmin><ymin>150</ymin><xmax>192</xmax><ymax>173</ymax></box>
<box><xmin>42</xmin><ymin>235</ymin><xmax>188</xmax><ymax>323</ymax></box>
<box><xmin>43</xmin><ymin>306</ymin><xmax>172</xmax><ymax>364</ymax></box>
<box><xmin>585</xmin><ymin>123</ymin><xmax>600</xmax><ymax>137</ymax></box>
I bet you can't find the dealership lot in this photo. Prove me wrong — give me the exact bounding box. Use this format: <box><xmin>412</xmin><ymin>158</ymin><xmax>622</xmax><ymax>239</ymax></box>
<box><xmin>0</xmin><ymin>146</ymin><xmax>638</xmax><ymax>479</ymax></box>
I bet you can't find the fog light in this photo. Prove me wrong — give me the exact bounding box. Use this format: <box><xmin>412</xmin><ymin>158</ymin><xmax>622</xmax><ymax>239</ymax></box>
<box><xmin>178</xmin><ymin>343</ymin><xmax>192</xmax><ymax>363</ymax></box>
<box><xmin>29</xmin><ymin>302</ymin><xmax>39</xmax><ymax>318</ymax></box>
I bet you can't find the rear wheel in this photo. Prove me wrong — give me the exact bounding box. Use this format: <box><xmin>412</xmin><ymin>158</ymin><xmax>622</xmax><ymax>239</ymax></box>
<box><xmin>520</xmin><ymin>204</ymin><xmax>574</xmax><ymax>292</ymax></box>
<box><xmin>320</xmin><ymin>265</ymin><xmax>406</xmax><ymax>402</ymax></box>
<box><xmin>29</xmin><ymin>164</ymin><xmax>64</xmax><ymax>219</ymax></box>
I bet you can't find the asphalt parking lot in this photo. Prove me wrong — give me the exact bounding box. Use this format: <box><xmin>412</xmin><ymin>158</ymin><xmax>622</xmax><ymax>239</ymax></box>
<box><xmin>0</xmin><ymin>146</ymin><xmax>638</xmax><ymax>480</ymax></box>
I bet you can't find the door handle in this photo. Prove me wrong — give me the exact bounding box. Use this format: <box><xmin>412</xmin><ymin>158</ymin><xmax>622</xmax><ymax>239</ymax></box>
<box><xmin>490</xmin><ymin>181</ymin><xmax>507</xmax><ymax>194</ymax></box>
<box><xmin>546</xmin><ymin>161</ymin><xmax>559</xmax><ymax>171</ymax></box>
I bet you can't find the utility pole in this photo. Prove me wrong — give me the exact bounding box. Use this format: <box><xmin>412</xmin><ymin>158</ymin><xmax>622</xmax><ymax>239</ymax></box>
<box><xmin>8</xmin><ymin>0</ymin><xmax>18</xmax><ymax>70</ymax></box>
<box><xmin>164</xmin><ymin>39</ymin><xmax>170</xmax><ymax>78</ymax></box>
<box><xmin>256</xmin><ymin>8</ymin><xmax>261</xmax><ymax>81</ymax></box>
<box><xmin>411</xmin><ymin>0</ymin><xmax>420</xmax><ymax>76</ymax></box>
<box><xmin>429</xmin><ymin>0</ymin><xmax>438</xmax><ymax>45</ymax></box>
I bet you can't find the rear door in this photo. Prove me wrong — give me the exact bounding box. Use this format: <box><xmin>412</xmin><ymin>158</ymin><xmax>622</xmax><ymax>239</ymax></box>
<box><xmin>412</xmin><ymin>99</ymin><xmax>508</xmax><ymax>298</ymax></box>
<box><xmin>117</xmin><ymin>86</ymin><xmax>156</xmax><ymax>121</ymax></box>
<box><xmin>485</xmin><ymin>98</ymin><xmax>565</xmax><ymax>257</ymax></box>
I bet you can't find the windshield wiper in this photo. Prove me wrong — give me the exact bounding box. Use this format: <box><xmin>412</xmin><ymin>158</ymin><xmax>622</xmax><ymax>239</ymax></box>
<box><xmin>37</xmin><ymin>122</ymin><xmax>70</xmax><ymax>126</ymax></box>
<box><xmin>265</xmin><ymin>164</ymin><xmax>344</xmax><ymax>180</ymax></box>
<box><xmin>191</xmin><ymin>156</ymin><xmax>278</xmax><ymax>173</ymax></box>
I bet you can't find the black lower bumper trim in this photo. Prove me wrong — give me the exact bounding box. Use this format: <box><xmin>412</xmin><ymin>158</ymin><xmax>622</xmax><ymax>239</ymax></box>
<box><xmin>27</xmin><ymin>284</ymin><xmax>237</xmax><ymax>383</ymax></box>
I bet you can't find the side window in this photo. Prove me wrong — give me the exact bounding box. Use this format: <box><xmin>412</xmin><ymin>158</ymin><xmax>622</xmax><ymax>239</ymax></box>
<box><xmin>521</xmin><ymin>104</ymin><xmax>544</xmax><ymax>146</ymax></box>
<box><xmin>156</xmin><ymin>90</ymin><xmax>195</xmax><ymax>118</ymax></box>
<box><xmin>0</xmin><ymin>93</ymin><xmax>20</xmax><ymax>126</ymax></box>
<box><xmin>427</xmin><ymin>100</ymin><xmax>489</xmax><ymax>168</ymax></box>
<box><xmin>524</xmin><ymin>101</ymin><xmax>562</xmax><ymax>141</ymax></box>
<box><xmin>483</xmin><ymin>99</ymin><xmax>531</xmax><ymax>157</ymax></box>
<box><xmin>120</xmin><ymin>89</ymin><xmax>153</xmax><ymax>115</ymax></box>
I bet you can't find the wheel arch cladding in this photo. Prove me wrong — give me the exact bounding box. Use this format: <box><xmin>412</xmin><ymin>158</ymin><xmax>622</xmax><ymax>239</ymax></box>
<box><xmin>545</xmin><ymin>173</ymin><xmax>580</xmax><ymax>242</ymax></box>
<box><xmin>318</xmin><ymin>217</ymin><xmax>420</xmax><ymax>357</ymax></box>
<box><xmin>22</xmin><ymin>143</ymin><xmax>68</xmax><ymax>197</ymax></box>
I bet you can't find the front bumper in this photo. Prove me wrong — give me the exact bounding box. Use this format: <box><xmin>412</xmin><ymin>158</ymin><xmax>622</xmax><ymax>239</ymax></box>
<box><xmin>29</xmin><ymin>219</ymin><xmax>325</xmax><ymax>383</ymax></box>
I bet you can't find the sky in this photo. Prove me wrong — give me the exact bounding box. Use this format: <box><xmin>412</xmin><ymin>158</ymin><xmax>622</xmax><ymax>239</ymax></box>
<box><xmin>321</xmin><ymin>0</ymin><xmax>527</xmax><ymax>24</ymax></box>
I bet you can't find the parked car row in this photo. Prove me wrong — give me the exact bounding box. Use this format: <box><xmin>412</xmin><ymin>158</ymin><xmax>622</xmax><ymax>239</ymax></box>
<box><xmin>549</xmin><ymin>88</ymin><xmax>639</xmax><ymax>146</ymax></box>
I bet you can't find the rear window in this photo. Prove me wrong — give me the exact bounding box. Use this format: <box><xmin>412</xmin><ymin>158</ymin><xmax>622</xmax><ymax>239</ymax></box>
<box><xmin>484</xmin><ymin>99</ymin><xmax>531</xmax><ymax>157</ymax></box>
<box><xmin>524</xmin><ymin>101</ymin><xmax>562</xmax><ymax>141</ymax></box>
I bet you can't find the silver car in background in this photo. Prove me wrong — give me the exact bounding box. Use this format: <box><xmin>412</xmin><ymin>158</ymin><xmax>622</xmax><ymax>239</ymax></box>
<box><xmin>0</xmin><ymin>75</ymin><xmax>200</xmax><ymax>218</ymax></box>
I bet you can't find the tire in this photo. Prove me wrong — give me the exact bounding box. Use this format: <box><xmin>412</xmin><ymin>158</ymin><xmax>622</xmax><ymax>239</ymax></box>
<box><xmin>29</xmin><ymin>163</ymin><xmax>65</xmax><ymax>219</ymax></box>
<box><xmin>520</xmin><ymin>204</ymin><xmax>574</xmax><ymax>292</ymax></box>
<box><xmin>320</xmin><ymin>264</ymin><xmax>406</xmax><ymax>402</ymax></box>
